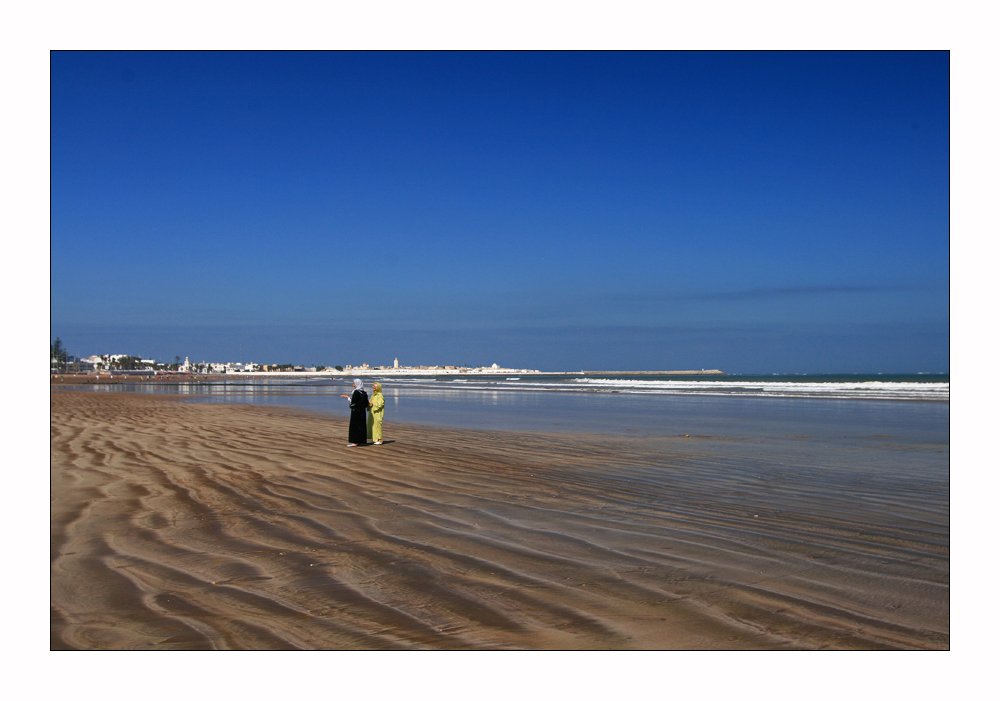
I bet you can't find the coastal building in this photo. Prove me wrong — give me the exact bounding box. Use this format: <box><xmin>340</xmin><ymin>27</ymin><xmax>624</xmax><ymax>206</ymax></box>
<box><xmin>394</xmin><ymin>358</ymin><xmax>399</xmax><ymax>368</ymax></box>
<box><xmin>81</xmin><ymin>355</ymin><xmax>105</xmax><ymax>370</ymax></box>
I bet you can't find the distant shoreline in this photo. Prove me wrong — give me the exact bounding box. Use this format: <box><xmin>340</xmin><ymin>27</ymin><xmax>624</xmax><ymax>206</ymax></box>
<box><xmin>51</xmin><ymin>368</ymin><xmax>727</xmax><ymax>383</ymax></box>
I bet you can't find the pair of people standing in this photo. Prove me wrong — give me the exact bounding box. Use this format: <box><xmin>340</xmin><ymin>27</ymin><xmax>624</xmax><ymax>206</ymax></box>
<box><xmin>341</xmin><ymin>379</ymin><xmax>384</xmax><ymax>447</ymax></box>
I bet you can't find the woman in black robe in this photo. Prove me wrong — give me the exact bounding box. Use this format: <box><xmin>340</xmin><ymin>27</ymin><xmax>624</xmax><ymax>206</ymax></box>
<box><xmin>340</xmin><ymin>379</ymin><xmax>369</xmax><ymax>447</ymax></box>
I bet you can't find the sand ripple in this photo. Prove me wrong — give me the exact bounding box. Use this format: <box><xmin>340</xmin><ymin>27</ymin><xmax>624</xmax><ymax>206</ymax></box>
<box><xmin>51</xmin><ymin>391</ymin><xmax>948</xmax><ymax>649</ymax></box>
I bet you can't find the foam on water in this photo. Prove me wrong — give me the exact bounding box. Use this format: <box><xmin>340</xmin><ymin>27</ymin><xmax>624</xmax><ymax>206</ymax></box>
<box><xmin>72</xmin><ymin>372</ymin><xmax>949</xmax><ymax>402</ymax></box>
<box><xmin>356</xmin><ymin>374</ymin><xmax>948</xmax><ymax>401</ymax></box>
<box><xmin>567</xmin><ymin>377</ymin><xmax>949</xmax><ymax>400</ymax></box>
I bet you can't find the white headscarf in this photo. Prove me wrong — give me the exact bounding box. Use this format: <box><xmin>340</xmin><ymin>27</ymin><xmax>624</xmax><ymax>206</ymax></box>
<box><xmin>353</xmin><ymin>379</ymin><xmax>364</xmax><ymax>391</ymax></box>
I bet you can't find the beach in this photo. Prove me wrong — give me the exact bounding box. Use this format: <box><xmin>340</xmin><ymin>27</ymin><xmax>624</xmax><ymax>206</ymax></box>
<box><xmin>50</xmin><ymin>390</ymin><xmax>948</xmax><ymax>650</ymax></box>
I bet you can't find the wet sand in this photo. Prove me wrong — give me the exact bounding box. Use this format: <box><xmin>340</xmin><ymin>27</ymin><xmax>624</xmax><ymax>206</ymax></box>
<box><xmin>51</xmin><ymin>390</ymin><xmax>948</xmax><ymax>650</ymax></box>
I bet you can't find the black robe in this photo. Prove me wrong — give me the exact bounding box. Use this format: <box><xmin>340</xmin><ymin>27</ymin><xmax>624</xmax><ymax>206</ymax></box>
<box><xmin>348</xmin><ymin>389</ymin><xmax>369</xmax><ymax>444</ymax></box>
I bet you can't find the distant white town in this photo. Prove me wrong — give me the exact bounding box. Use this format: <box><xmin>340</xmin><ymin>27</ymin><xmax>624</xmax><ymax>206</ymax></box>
<box><xmin>49</xmin><ymin>340</ymin><xmax>725</xmax><ymax>378</ymax></box>
<box><xmin>53</xmin><ymin>350</ymin><xmax>537</xmax><ymax>377</ymax></box>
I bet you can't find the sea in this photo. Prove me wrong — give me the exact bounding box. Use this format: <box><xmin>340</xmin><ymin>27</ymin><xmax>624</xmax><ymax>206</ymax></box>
<box><xmin>73</xmin><ymin>373</ymin><xmax>950</xmax><ymax>445</ymax></box>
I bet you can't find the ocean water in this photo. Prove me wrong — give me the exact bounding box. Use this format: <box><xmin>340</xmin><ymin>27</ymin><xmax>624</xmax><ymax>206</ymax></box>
<box><xmin>71</xmin><ymin>373</ymin><xmax>949</xmax><ymax>444</ymax></box>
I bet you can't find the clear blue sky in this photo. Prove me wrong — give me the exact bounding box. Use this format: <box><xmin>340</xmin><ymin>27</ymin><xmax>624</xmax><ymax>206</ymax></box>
<box><xmin>51</xmin><ymin>51</ymin><xmax>949</xmax><ymax>373</ymax></box>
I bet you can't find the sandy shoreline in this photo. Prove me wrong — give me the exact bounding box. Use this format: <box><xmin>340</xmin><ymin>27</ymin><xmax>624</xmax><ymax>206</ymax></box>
<box><xmin>51</xmin><ymin>390</ymin><xmax>948</xmax><ymax>650</ymax></box>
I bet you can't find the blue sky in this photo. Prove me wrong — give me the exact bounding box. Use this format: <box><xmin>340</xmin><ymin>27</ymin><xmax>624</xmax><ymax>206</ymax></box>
<box><xmin>51</xmin><ymin>51</ymin><xmax>949</xmax><ymax>373</ymax></box>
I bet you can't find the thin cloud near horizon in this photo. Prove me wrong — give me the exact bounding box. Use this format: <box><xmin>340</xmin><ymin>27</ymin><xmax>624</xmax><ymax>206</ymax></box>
<box><xmin>679</xmin><ymin>283</ymin><xmax>914</xmax><ymax>302</ymax></box>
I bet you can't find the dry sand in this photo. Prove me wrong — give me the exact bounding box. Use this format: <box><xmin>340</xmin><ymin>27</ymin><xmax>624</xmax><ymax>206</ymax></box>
<box><xmin>51</xmin><ymin>390</ymin><xmax>948</xmax><ymax>650</ymax></box>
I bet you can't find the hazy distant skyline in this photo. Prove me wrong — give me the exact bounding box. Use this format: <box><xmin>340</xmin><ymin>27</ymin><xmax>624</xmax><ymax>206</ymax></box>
<box><xmin>51</xmin><ymin>51</ymin><xmax>949</xmax><ymax>373</ymax></box>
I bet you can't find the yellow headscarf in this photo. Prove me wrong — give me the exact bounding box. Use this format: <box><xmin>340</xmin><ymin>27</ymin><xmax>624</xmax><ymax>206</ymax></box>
<box><xmin>372</xmin><ymin>382</ymin><xmax>382</xmax><ymax>393</ymax></box>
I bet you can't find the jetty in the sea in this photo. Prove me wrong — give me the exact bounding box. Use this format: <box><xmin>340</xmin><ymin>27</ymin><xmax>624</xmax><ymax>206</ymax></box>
<box><xmin>571</xmin><ymin>369</ymin><xmax>727</xmax><ymax>376</ymax></box>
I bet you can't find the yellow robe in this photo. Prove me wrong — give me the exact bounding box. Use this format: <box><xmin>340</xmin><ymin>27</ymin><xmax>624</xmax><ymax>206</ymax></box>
<box><xmin>367</xmin><ymin>391</ymin><xmax>385</xmax><ymax>442</ymax></box>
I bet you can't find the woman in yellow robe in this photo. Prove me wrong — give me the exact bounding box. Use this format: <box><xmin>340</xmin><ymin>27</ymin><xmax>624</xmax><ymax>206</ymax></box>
<box><xmin>367</xmin><ymin>382</ymin><xmax>385</xmax><ymax>445</ymax></box>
